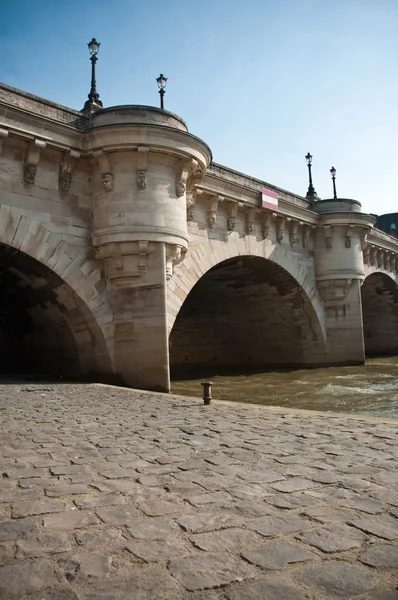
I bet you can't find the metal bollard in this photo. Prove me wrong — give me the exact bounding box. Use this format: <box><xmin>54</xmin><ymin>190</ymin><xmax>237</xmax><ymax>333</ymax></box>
<box><xmin>201</xmin><ymin>382</ymin><xmax>213</xmax><ymax>405</ymax></box>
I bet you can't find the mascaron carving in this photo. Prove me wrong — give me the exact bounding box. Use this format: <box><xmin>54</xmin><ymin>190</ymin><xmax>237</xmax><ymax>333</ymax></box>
<box><xmin>137</xmin><ymin>170</ymin><xmax>147</xmax><ymax>190</ymax></box>
<box><xmin>227</xmin><ymin>217</ymin><xmax>236</xmax><ymax>231</ymax></box>
<box><xmin>59</xmin><ymin>166</ymin><xmax>72</xmax><ymax>192</ymax></box>
<box><xmin>23</xmin><ymin>164</ymin><xmax>37</xmax><ymax>185</ymax></box>
<box><xmin>102</xmin><ymin>172</ymin><xmax>114</xmax><ymax>192</ymax></box>
<box><xmin>175</xmin><ymin>178</ymin><xmax>186</xmax><ymax>198</ymax></box>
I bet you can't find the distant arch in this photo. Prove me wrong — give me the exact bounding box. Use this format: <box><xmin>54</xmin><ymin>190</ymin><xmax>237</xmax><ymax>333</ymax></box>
<box><xmin>361</xmin><ymin>272</ymin><xmax>398</xmax><ymax>357</ymax></box>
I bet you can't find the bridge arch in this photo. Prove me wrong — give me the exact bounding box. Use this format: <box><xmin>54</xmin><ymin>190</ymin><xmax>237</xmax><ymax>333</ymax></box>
<box><xmin>361</xmin><ymin>271</ymin><xmax>398</xmax><ymax>357</ymax></box>
<box><xmin>168</xmin><ymin>240</ymin><xmax>327</xmax><ymax>374</ymax></box>
<box><xmin>0</xmin><ymin>211</ymin><xmax>113</xmax><ymax>380</ymax></box>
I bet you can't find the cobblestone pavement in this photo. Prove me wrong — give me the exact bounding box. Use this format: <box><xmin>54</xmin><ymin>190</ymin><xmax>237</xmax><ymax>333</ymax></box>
<box><xmin>0</xmin><ymin>383</ymin><xmax>397</xmax><ymax>600</ymax></box>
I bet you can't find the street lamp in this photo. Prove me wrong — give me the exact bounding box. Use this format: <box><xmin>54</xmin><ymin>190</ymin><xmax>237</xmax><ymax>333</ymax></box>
<box><xmin>305</xmin><ymin>153</ymin><xmax>317</xmax><ymax>198</ymax></box>
<box><xmin>330</xmin><ymin>166</ymin><xmax>337</xmax><ymax>199</ymax></box>
<box><xmin>83</xmin><ymin>38</ymin><xmax>103</xmax><ymax>111</ymax></box>
<box><xmin>156</xmin><ymin>74</ymin><xmax>167</xmax><ymax>109</ymax></box>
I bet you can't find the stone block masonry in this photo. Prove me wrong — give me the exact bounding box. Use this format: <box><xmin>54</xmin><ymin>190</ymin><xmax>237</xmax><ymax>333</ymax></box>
<box><xmin>1</xmin><ymin>82</ymin><xmax>398</xmax><ymax>391</ymax></box>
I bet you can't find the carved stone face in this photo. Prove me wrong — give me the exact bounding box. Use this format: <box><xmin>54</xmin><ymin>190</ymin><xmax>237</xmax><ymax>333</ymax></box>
<box><xmin>227</xmin><ymin>217</ymin><xmax>235</xmax><ymax>232</ymax></box>
<box><xmin>208</xmin><ymin>212</ymin><xmax>216</xmax><ymax>228</ymax></box>
<box><xmin>102</xmin><ymin>172</ymin><xmax>114</xmax><ymax>192</ymax></box>
<box><xmin>136</xmin><ymin>170</ymin><xmax>146</xmax><ymax>190</ymax></box>
<box><xmin>59</xmin><ymin>172</ymin><xmax>72</xmax><ymax>192</ymax></box>
<box><xmin>175</xmin><ymin>179</ymin><xmax>186</xmax><ymax>198</ymax></box>
<box><xmin>23</xmin><ymin>164</ymin><xmax>36</xmax><ymax>185</ymax></box>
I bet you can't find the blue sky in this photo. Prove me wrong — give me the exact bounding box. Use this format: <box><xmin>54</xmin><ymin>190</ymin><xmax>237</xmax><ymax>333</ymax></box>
<box><xmin>1</xmin><ymin>0</ymin><xmax>397</xmax><ymax>214</ymax></box>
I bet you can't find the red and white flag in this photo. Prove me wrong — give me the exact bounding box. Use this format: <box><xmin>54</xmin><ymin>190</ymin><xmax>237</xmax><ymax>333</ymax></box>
<box><xmin>261</xmin><ymin>187</ymin><xmax>278</xmax><ymax>211</ymax></box>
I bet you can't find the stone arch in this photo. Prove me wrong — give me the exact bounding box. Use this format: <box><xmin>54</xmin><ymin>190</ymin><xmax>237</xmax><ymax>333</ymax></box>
<box><xmin>168</xmin><ymin>240</ymin><xmax>327</xmax><ymax>374</ymax></box>
<box><xmin>361</xmin><ymin>271</ymin><xmax>398</xmax><ymax>357</ymax></box>
<box><xmin>168</xmin><ymin>237</ymin><xmax>325</xmax><ymax>337</ymax></box>
<box><xmin>0</xmin><ymin>208</ymin><xmax>113</xmax><ymax>380</ymax></box>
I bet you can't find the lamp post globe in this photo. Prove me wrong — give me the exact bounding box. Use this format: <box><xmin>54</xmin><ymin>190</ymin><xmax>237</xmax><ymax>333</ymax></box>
<box><xmin>305</xmin><ymin>152</ymin><xmax>317</xmax><ymax>198</ymax></box>
<box><xmin>156</xmin><ymin>74</ymin><xmax>167</xmax><ymax>109</ymax></box>
<box><xmin>330</xmin><ymin>166</ymin><xmax>337</xmax><ymax>199</ymax></box>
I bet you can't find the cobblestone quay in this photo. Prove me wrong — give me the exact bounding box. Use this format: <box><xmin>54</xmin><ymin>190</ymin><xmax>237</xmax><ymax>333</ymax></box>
<box><xmin>0</xmin><ymin>383</ymin><xmax>397</xmax><ymax>599</ymax></box>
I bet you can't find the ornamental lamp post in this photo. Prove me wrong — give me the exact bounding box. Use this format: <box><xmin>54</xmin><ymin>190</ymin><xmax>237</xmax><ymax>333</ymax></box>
<box><xmin>305</xmin><ymin>152</ymin><xmax>317</xmax><ymax>198</ymax></box>
<box><xmin>156</xmin><ymin>74</ymin><xmax>167</xmax><ymax>109</ymax></box>
<box><xmin>330</xmin><ymin>166</ymin><xmax>337</xmax><ymax>199</ymax></box>
<box><xmin>83</xmin><ymin>38</ymin><xmax>103</xmax><ymax>111</ymax></box>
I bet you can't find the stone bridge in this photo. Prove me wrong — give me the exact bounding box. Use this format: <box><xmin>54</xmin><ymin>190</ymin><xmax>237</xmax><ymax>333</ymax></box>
<box><xmin>0</xmin><ymin>82</ymin><xmax>397</xmax><ymax>392</ymax></box>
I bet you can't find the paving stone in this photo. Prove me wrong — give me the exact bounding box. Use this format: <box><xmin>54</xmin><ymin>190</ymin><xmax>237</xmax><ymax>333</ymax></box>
<box><xmin>269</xmin><ymin>477</ymin><xmax>319</xmax><ymax>493</ymax></box>
<box><xmin>25</xmin><ymin>585</ymin><xmax>82</xmax><ymax>599</ymax></box>
<box><xmin>0</xmin><ymin>490</ymin><xmax>40</xmax><ymax>503</ymax></box>
<box><xmin>307</xmin><ymin>471</ymin><xmax>342</xmax><ymax>484</ymax></box>
<box><xmin>0</xmin><ymin>558</ymin><xmax>58</xmax><ymax>599</ymax></box>
<box><xmin>359</xmin><ymin>544</ymin><xmax>398</xmax><ymax>568</ymax></box>
<box><xmin>165</xmin><ymin>482</ymin><xmax>204</xmax><ymax>495</ymax></box>
<box><xmin>0</xmin><ymin>479</ymin><xmax>18</xmax><ymax>490</ymax></box>
<box><xmin>168</xmin><ymin>551</ymin><xmax>255</xmax><ymax>591</ymax></box>
<box><xmin>368</xmin><ymin>593</ymin><xmax>398</xmax><ymax>600</ymax></box>
<box><xmin>296</xmin><ymin>523</ymin><xmax>368</xmax><ymax>552</ymax></box>
<box><xmin>349</xmin><ymin>515</ymin><xmax>398</xmax><ymax>540</ymax></box>
<box><xmin>228</xmin><ymin>500</ymin><xmax>274</xmax><ymax>518</ymax></box>
<box><xmin>19</xmin><ymin>477</ymin><xmax>59</xmax><ymax>488</ymax></box>
<box><xmin>90</xmin><ymin>479</ymin><xmax>141</xmax><ymax>494</ymax></box>
<box><xmin>191</xmin><ymin>527</ymin><xmax>262</xmax><ymax>551</ymax></box>
<box><xmin>229</xmin><ymin>483</ymin><xmax>270</xmax><ymax>501</ymax></box>
<box><xmin>73</xmin><ymin>492</ymin><xmax>125</xmax><ymax>509</ymax></box>
<box><xmin>136</xmin><ymin>475</ymin><xmax>163</xmax><ymax>487</ymax></box>
<box><xmin>225</xmin><ymin>576</ymin><xmax>306</xmax><ymax>599</ymax></box>
<box><xmin>295</xmin><ymin>560</ymin><xmax>378</xmax><ymax>597</ymax></box>
<box><xmin>43</xmin><ymin>510</ymin><xmax>98</xmax><ymax>530</ymax></box>
<box><xmin>135</xmin><ymin>495</ymin><xmax>187</xmax><ymax>516</ymax></box>
<box><xmin>12</xmin><ymin>499</ymin><xmax>66</xmax><ymax>518</ymax></box>
<box><xmin>84</xmin><ymin>566</ymin><xmax>180</xmax><ymax>599</ymax></box>
<box><xmin>127</xmin><ymin>517</ymin><xmax>177</xmax><ymax>540</ymax></box>
<box><xmin>237</xmin><ymin>470</ymin><xmax>285</xmax><ymax>484</ymax></box>
<box><xmin>187</xmin><ymin>491</ymin><xmax>233</xmax><ymax>507</ymax></box>
<box><xmin>60</xmin><ymin>553</ymin><xmax>113</xmax><ymax>580</ymax></box>
<box><xmin>246</xmin><ymin>514</ymin><xmax>310</xmax><ymax>537</ymax></box>
<box><xmin>45</xmin><ymin>484</ymin><xmax>89</xmax><ymax>497</ymax></box>
<box><xmin>265</xmin><ymin>492</ymin><xmax>320</xmax><ymax>510</ymax></box>
<box><xmin>371</xmin><ymin>490</ymin><xmax>398</xmax><ymax>507</ymax></box>
<box><xmin>50</xmin><ymin>465</ymin><xmax>90</xmax><ymax>476</ymax></box>
<box><xmin>99</xmin><ymin>468</ymin><xmax>137</xmax><ymax>479</ymax></box>
<box><xmin>345</xmin><ymin>498</ymin><xmax>384</xmax><ymax>514</ymax></box>
<box><xmin>126</xmin><ymin>537</ymin><xmax>190</xmax><ymax>562</ymax></box>
<box><xmin>0</xmin><ymin>518</ymin><xmax>38</xmax><ymax>541</ymax></box>
<box><xmin>75</xmin><ymin>527</ymin><xmax>126</xmax><ymax>549</ymax></box>
<box><xmin>176</xmin><ymin>512</ymin><xmax>244</xmax><ymax>533</ymax></box>
<box><xmin>242</xmin><ymin>539</ymin><xmax>317</xmax><ymax>569</ymax></box>
<box><xmin>95</xmin><ymin>504</ymin><xmax>141</xmax><ymax>525</ymax></box>
<box><xmin>16</xmin><ymin>532</ymin><xmax>71</xmax><ymax>557</ymax></box>
<box><xmin>301</xmin><ymin>506</ymin><xmax>358</xmax><ymax>523</ymax></box>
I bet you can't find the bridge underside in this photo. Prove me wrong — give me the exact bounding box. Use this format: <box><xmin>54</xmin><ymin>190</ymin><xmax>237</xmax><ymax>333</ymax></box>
<box><xmin>170</xmin><ymin>256</ymin><xmax>325</xmax><ymax>376</ymax></box>
<box><xmin>362</xmin><ymin>272</ymin><xmax>398</xmax><ymax>357</ymax></box>
<box><xmin>0</xmin><ymin>244</ymin><xmax>110</xmax><ymax>381</ymax></box>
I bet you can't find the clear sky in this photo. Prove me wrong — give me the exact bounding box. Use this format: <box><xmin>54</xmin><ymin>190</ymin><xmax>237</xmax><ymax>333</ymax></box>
<box><xmin>1</xmin><ymin>0</ymin><xmax>397</xmax><ymax>215</ymax></box>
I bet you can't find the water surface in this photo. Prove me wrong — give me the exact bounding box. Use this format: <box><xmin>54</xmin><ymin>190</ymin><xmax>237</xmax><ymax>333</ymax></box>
<box><xmin>171</xmin><ymin>357</ymin><xmax>398</xmax><ymax>418</ymax></box>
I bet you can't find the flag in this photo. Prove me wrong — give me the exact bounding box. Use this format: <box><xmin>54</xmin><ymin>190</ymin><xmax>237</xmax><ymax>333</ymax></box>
<box><xmin>262</xmin><ymin>187</ymin><xmax>278</xmax><ymax>211</ymax></box>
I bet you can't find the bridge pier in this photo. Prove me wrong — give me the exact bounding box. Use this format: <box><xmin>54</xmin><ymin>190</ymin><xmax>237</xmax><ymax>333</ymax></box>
<box><xmin>110</xmin><ymin>243</ymin><xmax>170</xmax><ymax>392</ymax></box>
<box><xmin>314</xmin><ymin>199</ymin><xmax>374</xmax><ymax>367</ymax></box>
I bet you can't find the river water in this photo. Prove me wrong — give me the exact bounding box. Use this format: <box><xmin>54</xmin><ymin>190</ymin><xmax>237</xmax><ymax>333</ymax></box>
<box><xmin>171</xmin><ymin>357</ymin><xmax>398</xmax><ymax>418</ymax></box>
